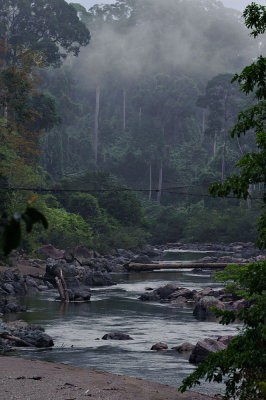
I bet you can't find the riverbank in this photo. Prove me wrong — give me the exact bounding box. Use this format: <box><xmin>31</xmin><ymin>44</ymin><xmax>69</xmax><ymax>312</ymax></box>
<box><xmin>0</xmin><ymin>356</ymin><xmax>218</xmax><ymax>400</ymax></box>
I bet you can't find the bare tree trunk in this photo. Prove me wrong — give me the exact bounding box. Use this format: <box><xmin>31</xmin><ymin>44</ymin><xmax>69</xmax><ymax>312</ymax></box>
<box><xmin>221</xmin><ymin>128</ymin><xmax>226</xmax><ymax>183</ymax></box>
<box><xmin>202</xmin><ymin>110</ymin><xmax>206</xmax><ymax>136</ymax></box>
<box><xmin>221</xmin><ymin>92</ymin><xmax>228</xmax><ymax>183</ymax></box>
<box><xmin>55</xmin><ymin>276</ymin><xmax>65</xmax><ymax>301</ymax></box>
<box><xmin>149</xmin><ymin>163</ymin><xmax>152</xmax><ymax>200</ymax></box>
<box><xmin>60</xmin><ymin>269</ymin><xmax>69</xmax><ymax>303</ymax></box>
<box><xmin>247</xmin><ymin>184</ymin><xmax>252</xmax><ymax>209</ymax></box>
<box><xmin>237</xmin><ymin>135</ymin><xmax>244</xmax><ymax>156</ymax></box>
<box><xmin>3</xmin><ymin>39</ymin><xmax>8</xmax><ymax>119</ymax></box>
<box><xmin>123</xmin><ymin>88</ymin><xmax>126</xmax><ymax>131</ymax></box>
<box><xmin>157</xmin><ymin>161</ymin><xmax>163</xmax><ymax>203</ymax></box>
<box><xmin>94</xmin><ymin>86</ymin><xmax>100</xmax><ymax>164</ymax></box>
<box><xmin>213</xmin><ymin>132</ymin><xmax>217</xmax><ymax>156</ymax></box>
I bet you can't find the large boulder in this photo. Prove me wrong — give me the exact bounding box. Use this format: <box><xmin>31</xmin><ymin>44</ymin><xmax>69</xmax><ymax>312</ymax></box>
<box><xmin>102</xmin><ymin>332</ymin><xmax>133</xmax><ymax>340</ymax></box>
<box><xmin>189</xmin><ymin>338</ymin><xmax>226</xmax><ymax>364</ymax></box>
<box><xmin>193</xmin><ymin>296</ymin><xmax>225</xmax><ymax>320</ymax></box>
<box><xmin>132</xmin><ymin>255</ymin><xmax>152</xmax><ymax>264</ymax></box>
<box><xmin>35</xmin><ymin>244</ymin><xmax>64</xmax><ymax>260</ymax></box>
<box><xmin>64</xmin><ymin>246</ymin><xmax>94</xmax><ymax>265</ymax></box>
<box><xmin>140</xmin><ymin>284</ymin><xmax>178</xmax><ymax>301</ymax></box>
<box><xmin>16</xmin><ymin>329</ymin><xmax>54</xmax><ymax>348</ymax></box>
<box><xmin>0</xmin><ymin>321</ymin><xmax>54</xmax><ymax>349</ymax></box>
<box><xmin>68</xmin><ymin>287</ymin><xmax>91</xmax><ymax>301</ymax></box>
<box><xmin>217</xmin><ymin>335</ymin><xmax>234</xmax><ymax>346</ymax></box>
<box><xmin>45</xmin><ymin>259</ymin><xmax>77</xmax><ymax>281</ymax></box>
<box><xmin>81</xmin><ymin>271</ymin><xmax>113</xmax><ymax>287</ymax></box>
<box><xmin>168</xmin><ymin>288</ymin><xmax>195</xmax><ymax>300</ymax></box>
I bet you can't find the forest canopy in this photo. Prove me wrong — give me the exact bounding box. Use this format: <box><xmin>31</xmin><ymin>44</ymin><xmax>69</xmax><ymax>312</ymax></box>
<box><xmin>0</xmin><ymin>0</ymin><xmax>265</xmax><ymax>253</ymax></box>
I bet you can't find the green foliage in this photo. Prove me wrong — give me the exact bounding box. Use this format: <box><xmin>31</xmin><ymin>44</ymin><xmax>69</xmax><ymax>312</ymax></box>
<box><xmin>98</xmin><ymin>190</ymin><xmax>143</xmax><ymax>226</ymax></box>
<box><xmin>243</xmin><ymin>2</ymin><xmax>266</xmax><ymax>38</ymax></box>
<box><xmin>209</xmin><ymin>3</ymin><xmax>266</xmax><ymax>249</ymax></box>
<box><xmin>35</xmin><ymin>207</ymin><xmax>93</xmax><ymax>249</ymax></box>
<box><xmin>0</xmin><ymin>0</ymin><xmax>90</xmax><ymax>67</ymax></box>
<box><xmin>179</xmin><ymin>261</ymin><xmax>266</xmax><ymax>400</ymax></box>
<box><xmin>183</xmin><ymin>203</ymin><xmax>257</xmax><ymax>243</ymax></box>
<box><xmin>144</xmin><ymin>203</ymin><xmax>187</xmax><ymax>244</ymax></box>
<box><xmin>67</xmin><ymin>192</ymin><xmax>101</xmax><ymax>220</ymax></box>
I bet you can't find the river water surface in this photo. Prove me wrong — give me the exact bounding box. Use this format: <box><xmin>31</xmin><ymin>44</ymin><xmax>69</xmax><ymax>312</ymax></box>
<box><xmin>12</xmin><ymin>251</ymin><xmax>239</xmax><ymax>395</ymax></box>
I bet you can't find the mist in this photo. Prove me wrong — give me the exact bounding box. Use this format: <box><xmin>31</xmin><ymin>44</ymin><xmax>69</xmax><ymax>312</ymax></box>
<box><xmin>73</xmin><ymin>0</ymin><xmax>260</xmax><ymax>90</ymax></box>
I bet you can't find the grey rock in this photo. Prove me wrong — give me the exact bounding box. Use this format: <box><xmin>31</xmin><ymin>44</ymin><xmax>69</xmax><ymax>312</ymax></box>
<box><xmin>68</xmin><ymin>288</ymin><xmax>91</xmax><ymax>301</ymax></box>
<box><xmin>0</xmin><ymin>321</ymin><xmax>12</xmax><ymax>335</ymax></box>
<box><xmin>45</xmin><ymin>262</ymin><xmax>77</xmax><ymax>280</ymax></box>
<box><xmin>3</xmin><ymin>302</ymin><xmax>26</xmax><ymax>314</ymax></box>
<box><xmin>172</xmin><ymin>342</ymin><xmax>195</xmax><ymax>353</ymax></box>
<box><xmin>2</xmin><ymin>283</ymin><xmax>15</xmax><ymax>295</ymax></box>
<box><xmin>35</xmin><ymin>244</ymin><xmax>64</xmax><ymax>260</ymax></box>
<box><xmin>217</xmin><ymin>335</ymin><xmax>234</xmax><ymax>346</ymax></box>
<box><xmin>193</xmin><ymin>296</ymin><xmax>226</xmax><ymax>320</ymax></box>
<box><xmin>17</xmin><ymin>330</ymin><xmax>54</xmax><ymax>348</ymax></box>
<box><xmin>189</xmin><ymin>338</ymin><xmax>227</xmax><ymax>364</ymax></box>
<box><xmin>151</xmin><ymin>342</ymin><xmax>168</xmax><ymax>350</ymax></box>
<box><xmin>168</xmin><ymin>288</ymin><xmax>195</xmax><ymax>300</ymax></box>
<box><xmin>102</xmin><ymin>332</ymin><xmax>133</xmax><ymax>340</ymax></box>
<box><xmin>132</xmin><ymin>255</ymin><xmax>152</xmax><ymax>264</ymax></box>
<box><xmin>81</xmin><ymin>271</ymin><xmax>113</xmax><ymax>287</ymax></box>
<box><xmin>170</xmin><ymin>296</ymin><xmax>187</xmax><ymax>307</ymax></box>
<box><xmin>64</xmin><ymin>246</ymin><xmax>94</xmax><ymax>266</ymax></box>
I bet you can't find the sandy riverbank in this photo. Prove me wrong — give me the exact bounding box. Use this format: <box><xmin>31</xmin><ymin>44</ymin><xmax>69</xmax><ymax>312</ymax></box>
<box><xmin>0</xmin><ymin>357</ymin><xmax>218</xmax><ymax>400</ymax></box>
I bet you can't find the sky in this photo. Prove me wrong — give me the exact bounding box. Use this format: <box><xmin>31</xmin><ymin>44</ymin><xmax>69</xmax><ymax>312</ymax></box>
<box><xmin>68</xmin><ymin>0</ymin><xmax>266</xmax><ymax>12</ymax></box>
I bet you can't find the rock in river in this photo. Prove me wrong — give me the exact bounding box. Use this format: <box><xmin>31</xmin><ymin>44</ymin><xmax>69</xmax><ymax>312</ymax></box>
<box><xmin>151</xmin><ymin>342</ymin><xmax>168</xmax><ymax>351</ymax></box>
<box><xmin>189</xmin><ymin>338</ymin><xmax>226</xmax><ymax>364</ymax></box>
<box><xmin>102</xmin><ymin>332</ymin><xmax>133</xmax><ymax>340</ymax></box>
<box><xmin>193</xmin><ymin>296</ymin><xmax>225</xmax><ymax>320</ymax></box>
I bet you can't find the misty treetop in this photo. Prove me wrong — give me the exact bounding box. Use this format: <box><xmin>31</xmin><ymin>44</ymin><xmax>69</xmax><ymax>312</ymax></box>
<box><xmin>0</xmin><ymin>0</ymin><xmax>90</xmax><ymax>67</ymax></box>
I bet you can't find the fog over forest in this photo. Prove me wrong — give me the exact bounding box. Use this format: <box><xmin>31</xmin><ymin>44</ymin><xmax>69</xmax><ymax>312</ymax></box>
<box><xmin>73</xmin><ymin>0</ymin><xmax>262</xmax><ymax>86</ymax></box>
<box><xmin>1</xmin><ymin>0</ymin><xmax>265</xmax><ymax>250</ymax></box>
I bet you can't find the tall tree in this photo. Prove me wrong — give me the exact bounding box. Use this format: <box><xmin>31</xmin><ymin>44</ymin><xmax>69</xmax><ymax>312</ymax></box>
<box><xmin>0</xmin><ymin>0</ymin><xmax>90</xmax><ymax>67</ymax></box>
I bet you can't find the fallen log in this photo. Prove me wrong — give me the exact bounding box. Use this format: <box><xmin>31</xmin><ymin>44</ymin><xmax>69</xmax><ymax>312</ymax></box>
<box><xmin>125</xmin><ymin>262</ymin><xmax>247</xmax><ymax>272</ymax></box>
<box><xmin>0</xmin><ymin>333</ymin><xmax>32</xmax><ymax>347</ymax></box>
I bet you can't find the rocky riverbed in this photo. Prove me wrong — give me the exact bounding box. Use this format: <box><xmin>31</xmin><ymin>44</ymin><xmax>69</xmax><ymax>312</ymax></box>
<box><xmin>0</xmin><ymin>242</ymin><xmax>264</xmax><ymax>361</ymax></box>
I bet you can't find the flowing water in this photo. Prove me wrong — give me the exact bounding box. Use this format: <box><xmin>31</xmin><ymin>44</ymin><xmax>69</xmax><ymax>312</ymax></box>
<box><xmin>9</xmin><ymin>251</ymin><xmax>239</xmax><ymax>395</ymax></box>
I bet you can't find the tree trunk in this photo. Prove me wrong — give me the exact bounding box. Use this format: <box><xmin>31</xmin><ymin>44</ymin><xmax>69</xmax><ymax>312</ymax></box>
<box><xmin>94</xmin><ymin>86</ymin><xmax>100</xmax><ymax>164</ymax></box>
<box><xmin>221</xmin><ymin>128</ymin><xmax>226</xmax><ymax>183</ymax></box>
<box><xmin>123</xmin><ymin>88</ymin><xmax>126</xmax><ymax>131</ymax></box>
<box><xmin>213</xmin><ymin>132</ymin><xmax>217</xmax><ymax>156</ymax></box>
<box><xmin>221</xmin><ymin>91</ymin><xmax>228</xmax><ymax>183</ymax></box>
<box><xmin>149</xmin><ymin>163</ymin><xmax>152</xmax><ymax>200</ymax></box>
<box><xmin>237</xmin><ymin>135</ymin><xmax>244</xmax><ymax>156</ymax></box>
<box><xmin>202</xmin><ymin>110</ymin><xmax>206</xmax><ymax>136</ymax></box>
<box><xmin>157</xmin><ymin>161</ymin><xmax>163</xmax><ymax>203</ymax></box>
<box><xmin>247</xmin><ymin>184</ymin><xmax>252</xmax><ymax>209</ymax></box>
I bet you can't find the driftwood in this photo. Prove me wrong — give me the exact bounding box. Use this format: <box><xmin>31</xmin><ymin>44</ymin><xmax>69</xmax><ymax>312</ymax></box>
<box><xmin>0</xmin><ymin>333</ymin><xmax>32</xmax><ymax>347</ymax></box>
<box><xmin>125</xmin><ymin>262</ymin><xmax>247</xmax><ymax>272</ymax></box>
<box><xmin>55</xmin><ymin>269</ymin><xmax>69</xmax><ymax>302</ymax></box>
<box><xmin>59</xmin><ymin>269</ymin><xmax>69</xmax><ymax>302</ymax></box>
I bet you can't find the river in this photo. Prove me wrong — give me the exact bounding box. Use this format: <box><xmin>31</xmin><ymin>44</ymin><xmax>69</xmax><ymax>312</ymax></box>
<box><xmin>10</xmin><ymin>251</ymin><xmax>239</xmax><ymax>395</ymax></box>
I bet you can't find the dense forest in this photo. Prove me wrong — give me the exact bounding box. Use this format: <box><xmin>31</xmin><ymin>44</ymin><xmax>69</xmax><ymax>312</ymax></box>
<box><xmin>0</xmin><ymin>0</ymin><xmax>265</xmax><ymax>253</ymax></box>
